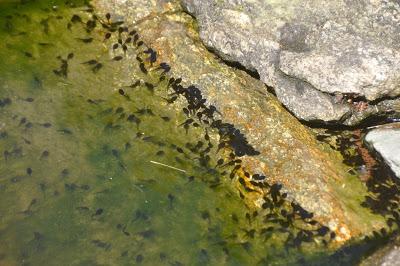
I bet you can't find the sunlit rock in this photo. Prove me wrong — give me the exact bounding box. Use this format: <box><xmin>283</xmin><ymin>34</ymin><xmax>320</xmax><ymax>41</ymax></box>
<box><xmin>365</xmin><ymin>123</ymin><xmax>400</xmax><ymax>179</ymax></box>
<box><xmin>181</xmin><ymin>0</ymin><xmax>400</xmax><ymax>125</ymax></box>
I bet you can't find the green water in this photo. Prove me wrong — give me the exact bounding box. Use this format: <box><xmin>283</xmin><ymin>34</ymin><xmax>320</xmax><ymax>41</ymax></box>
<box><xmin>0</xmin><ymin>1</ymin><xmax>348</xmax><ymax>265</ymax></box>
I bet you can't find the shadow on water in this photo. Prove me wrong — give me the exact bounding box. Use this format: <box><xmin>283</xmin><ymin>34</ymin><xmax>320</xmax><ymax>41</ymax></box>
<box><xmin>0</xmin><ymin>0</ymin><xmax>397</xmax><ymax>265</ymax></box>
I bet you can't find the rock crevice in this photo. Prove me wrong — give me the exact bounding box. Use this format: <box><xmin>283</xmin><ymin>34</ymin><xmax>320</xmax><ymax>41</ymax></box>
<box><xmin>181</xmin><ymin>0</ymin><xmax>400</xmax><ymax>125</ymax></box>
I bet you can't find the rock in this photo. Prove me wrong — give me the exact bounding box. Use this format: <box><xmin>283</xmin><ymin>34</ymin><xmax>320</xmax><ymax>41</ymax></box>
<box><xmin>92</xmin><ymin>0</ymin><xmax>386</xmax><ymax>243</ymax></box>
<box><xmin>361</xmin><ymin>236</ymin><xmax>400</xmax><ymax>266</ymax></box>
<box><xmin>380</xmin><ymin>247</ymin><xmax>400</xmax><ymax>266</ymax></box>
<box><xmin>365</xmin><ymin>124</ymin><xmax>400</xmax><ymax>178</ymax></box>
<box><xmin>181</xmin><ymin>0</ymin><xmax>400</xmax><ymax>125</ymax></box>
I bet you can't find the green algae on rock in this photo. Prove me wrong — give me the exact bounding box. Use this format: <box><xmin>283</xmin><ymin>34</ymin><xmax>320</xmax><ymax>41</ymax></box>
<box><xmin>92</xmin><ymin>0</ymin><xmax>388</xmax><ymax>243</ymax></box>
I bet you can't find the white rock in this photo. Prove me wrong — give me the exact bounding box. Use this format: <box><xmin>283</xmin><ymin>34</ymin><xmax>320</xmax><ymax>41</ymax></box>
<box><xmin>365</xmin><ymin>127</ymin><xmax>400</xmax><ymax>178</ymax></box>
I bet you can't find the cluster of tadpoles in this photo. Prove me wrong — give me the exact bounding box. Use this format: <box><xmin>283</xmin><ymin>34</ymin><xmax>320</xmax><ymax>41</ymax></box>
<box><xmin>363</xmin><ymin>166</ymin><xmax>400</xmax><ymax>238</ymax></box>
<box><xmin>55</xmin><ymin>10</ymin><xmax>337</xmax><ymax>249</ymax></box>
<box><xmin>0</xmin><ymin>97</ymin><xmax>12</xmax><ymax>108</ymax></box>
<box><xmin>319</xmin><ymin>130</ymin><xmax>400</xmax><ymax>240</ymax></box>
<box><xmin>53</xmin><ymin>53</ymin><xmax>74</xmax><ymax>77</ymax></box>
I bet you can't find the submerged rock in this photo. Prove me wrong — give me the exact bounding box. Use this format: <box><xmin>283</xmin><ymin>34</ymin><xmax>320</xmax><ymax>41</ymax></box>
<box><xmin>181</xmin><ymin>0</ymin><xmax>400</xmax><ymax>125</ymax></box>
<box><xmin>93</xmin><ymin>0</ymin><xmax>386</xmax><ymax>244</ymax></box>
<box><xmin>365</xmin><ymin>124</ymin><xmax>400</xmax><ymax>178</ymax></box>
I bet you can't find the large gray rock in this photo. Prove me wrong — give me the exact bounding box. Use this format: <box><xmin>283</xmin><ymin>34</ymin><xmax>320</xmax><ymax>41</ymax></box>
<box><xmin>365</xmin><ymin>124</ymin><xmax>400</xmax><ymax>178</ymax></box>
<box><xmin>181</xmin><ymin>0</ymin><xmax>400</xmax><ymax>125</ymax></box>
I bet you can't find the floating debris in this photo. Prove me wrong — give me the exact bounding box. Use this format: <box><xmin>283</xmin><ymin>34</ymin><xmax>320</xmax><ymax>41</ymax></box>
<box><xmin>149</xmin><ymin>160</ymin><xmax>186</xmax><ymax>173</ymax></box>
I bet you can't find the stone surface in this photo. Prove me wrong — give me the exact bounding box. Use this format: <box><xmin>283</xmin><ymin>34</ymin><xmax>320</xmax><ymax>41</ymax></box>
<box><xmin>381</xmin><ymin>247</ymin><xmax>400</xmax><ymax>266</ymax></box>
<box><xmin>361</xmin><ymin>236</ymin><xmax>400</xmax><ymax>266</ymax></box>
<box><xmin>92</xmin><ymin>0</ymin><xmax>386</xmax><ymax>243</ymax></box>
<box><xmin>181</xmin><ymin>0</ymin><xmax>400</xmax><ymax>125</ymax></box>
<box><xmin>365</xmin><ymin>124</ymin><xmax>400</xmax><ymax>178</ymax></box>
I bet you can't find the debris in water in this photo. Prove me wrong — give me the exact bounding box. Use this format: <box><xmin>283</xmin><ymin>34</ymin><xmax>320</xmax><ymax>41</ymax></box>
<box><xmin>149</xmin><ymin>160</ymin><xmax>186</xmax><ymax>173</ymax></box>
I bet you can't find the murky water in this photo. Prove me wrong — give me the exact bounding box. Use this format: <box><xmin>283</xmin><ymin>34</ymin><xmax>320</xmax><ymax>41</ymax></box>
<box><xmin>1</xmin><ymin>1</ymin><xmax>391</xmax><ymax>265</ymax></box>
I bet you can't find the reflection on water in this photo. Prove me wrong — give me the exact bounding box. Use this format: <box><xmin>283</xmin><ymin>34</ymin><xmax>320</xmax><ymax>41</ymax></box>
<box><xmin>0</xmin><ymin>0</ymin><xmax>364</xmax><ymax>265</ymax></box>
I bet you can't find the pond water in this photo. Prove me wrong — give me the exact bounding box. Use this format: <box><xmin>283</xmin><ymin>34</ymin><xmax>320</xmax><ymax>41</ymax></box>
<box><xmin>0</xmin><ymin>0</ymin><xmax>394</xmax><ymax>265</ymax></box>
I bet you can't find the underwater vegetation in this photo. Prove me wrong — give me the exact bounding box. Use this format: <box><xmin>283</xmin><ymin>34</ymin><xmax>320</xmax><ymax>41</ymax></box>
<box><xmin>0</xmin><ymin>0</ymin><xmax>399</xmax><ymax>265</ymax></box>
